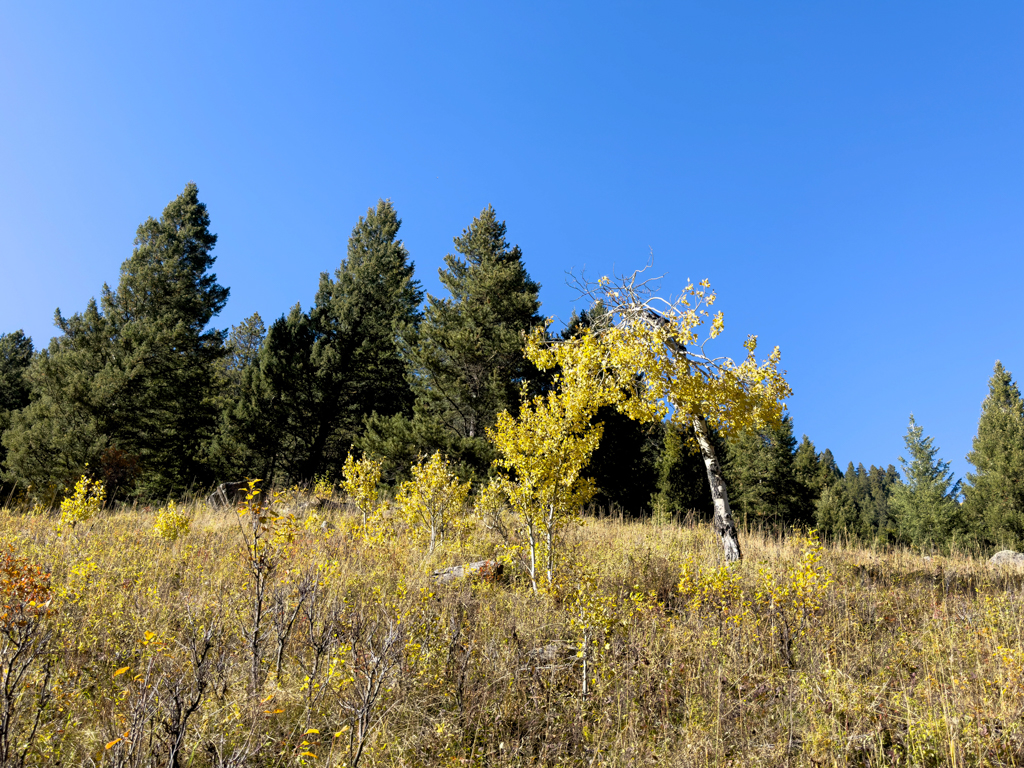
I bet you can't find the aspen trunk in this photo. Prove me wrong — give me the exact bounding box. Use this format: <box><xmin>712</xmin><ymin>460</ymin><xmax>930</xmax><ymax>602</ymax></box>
<box><xmin>692</xmin><ymin>414</ymin><xmax>742</xmax><ymax>562</ymax></box>
<box><xmin>545</xmin><ymin>504</ymin><xmax>556</xmax><ymax>587</ymax></box>
<box><xmin>527</xmin><ymin>520</ymin><xmax>540</xmax><ymax>593</ymax></box>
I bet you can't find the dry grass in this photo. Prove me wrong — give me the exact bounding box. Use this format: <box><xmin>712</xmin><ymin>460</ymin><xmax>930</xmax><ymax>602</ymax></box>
<box><xmin>0</xmin><ymin>492</ymin><xmax>1022</xmax><ymax>767</ymax></box>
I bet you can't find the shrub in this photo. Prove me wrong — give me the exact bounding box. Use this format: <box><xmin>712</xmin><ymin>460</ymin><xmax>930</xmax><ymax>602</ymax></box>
<box><xmin>57</xmin><ymin>473</ymin><xmax>106</xmax><ymax>531</ymax></box>
<box><xmin>394</xmin><ymin>452</ymin><xmax>470</xmax><ymax>553</ymax></box>
<box><xmin>152</xmin><ymin>500</ymin><xmax>192</xmax><ymax>542</ymax></box>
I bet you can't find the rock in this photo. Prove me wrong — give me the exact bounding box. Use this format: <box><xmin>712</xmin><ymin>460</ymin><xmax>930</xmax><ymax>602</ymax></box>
<box><xmin>989</xmin><ymin>550</ymin><xmax>1024</xmax><ymax>568</ymax></box>
<box><xmin>206</xmin><ymin>481</ymin><xmax>250</xmax><ymax>508</ymax></box>
<box><xmin>431</xmin><ymin>559</ymin><xmax>504</xmax><ymax>585</ymax></box>
<box><xmin>525</xmin><ymin>640</ymin><xmax>577</xmax><ymax>666</ymax></box>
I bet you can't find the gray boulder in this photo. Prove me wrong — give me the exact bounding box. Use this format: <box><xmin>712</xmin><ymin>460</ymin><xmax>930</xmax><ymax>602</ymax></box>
<box><xmin>431</xmin><ymin>559</ymin><xmax>504</xmax><ymax>585</ymax></box>
<box><xmin>989</xmin><ymin>550</ymin><xmax>1024</xmax><ymax>568</ymax></box>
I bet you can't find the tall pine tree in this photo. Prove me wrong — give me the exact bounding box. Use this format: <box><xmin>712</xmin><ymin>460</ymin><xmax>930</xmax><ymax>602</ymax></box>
<box><xmin>963</xmin><ymin>362</ymin><xmax>1024</xmax><ymax>548</ymax></box>
<box><xmin>362</xmin><ymin>205</ymin><xmax>542</xmax><ymax>480</ymax></box>
<box><xmin>723</xmin><ymin>416</ymin><xmax>807</xmax><ymax>529</ymax></box>
<box><xmin>890</xmin><ymin>414</ymin><xmax>965</xmax><ymax>549</ymax></box>
<box><xmin>650</xmin><ymin>422</ymin><xmax>715</xmax><ymax>522</ymax></box>
<box><xmin>217</xmin><ymin>200</ymin><xmax>421</xmax><ymax>483</ymax></box>
<box><xmin>793</xmin><ymin>435</ymin><xmax>841</xmax><ymax>512</ymax></box>
<box><xmin>4</xmin><ymin>183</ymin><xmax>229</xmax><ymax>498</ymax></box>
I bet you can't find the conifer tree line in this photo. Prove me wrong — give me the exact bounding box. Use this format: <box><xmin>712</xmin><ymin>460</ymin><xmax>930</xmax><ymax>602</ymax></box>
<box><xmin>1</xmin><ymin>184</ymin><xmax>1021</xmax><ymax>551</ymax></box>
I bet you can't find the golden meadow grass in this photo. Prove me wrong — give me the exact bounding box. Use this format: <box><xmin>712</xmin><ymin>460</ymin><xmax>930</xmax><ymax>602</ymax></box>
<box><xmin>1</xmin><ymin>490</ymin><xmax>1022</xmax><ymax>767</ymax></box>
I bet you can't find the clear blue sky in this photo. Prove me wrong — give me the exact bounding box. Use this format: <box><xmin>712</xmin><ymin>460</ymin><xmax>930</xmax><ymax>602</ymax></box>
<box><xmin>1</xmin><ymin>2</ymin><xmax>1021</xmax><ymax>484</ymax></box>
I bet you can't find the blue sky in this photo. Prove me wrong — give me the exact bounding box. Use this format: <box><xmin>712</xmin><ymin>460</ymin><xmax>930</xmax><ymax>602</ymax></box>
<box><xmin>1</xmin><ymin>2</ymin><xmax>1021</xmax><ymax>483</ymax></box>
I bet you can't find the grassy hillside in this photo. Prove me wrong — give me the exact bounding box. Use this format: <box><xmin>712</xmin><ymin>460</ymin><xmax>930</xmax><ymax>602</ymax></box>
<box><xmin>1</xmin><ymin>490</ymin><xmax>1022</xmax><ymax>767</ymax></box>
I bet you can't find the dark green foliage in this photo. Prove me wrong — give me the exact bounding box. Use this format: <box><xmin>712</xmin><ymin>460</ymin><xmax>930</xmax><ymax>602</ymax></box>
<box><xmin>793</xmin><ymin>436</ymin><xmax>841</xmax><ymax>504</ymax></box>
<box><xmin>100</xmin><ymin>185</ymin><xmax>229</xmax><ymax>496</ymax></box>
<box><xmin>816</xmin><ymin>462</ymin><xmax>900</xmax><ymax>542</ymax></box>
<box><xmin>723</xmin><ymin>416</ymin><xmax>808</xmax><ymax>529</ymax></box>
<box><xmin>963</xmin><ymin>362</ymin><xmax>1024</xmax><ymax>548</ymax></box>
<box><xmin>220</xmin><ymin>313</ymin><xmax>266</xmax><ymax>398</ymax></box>
<box><xmin>1</xmin><ymin>303</ymin><xmax>110</xmax><ymax>500</ymax></box>
<box><xmin>0</xmin><ymin>331</ymin><xmax>34</xmax><ymax>492</ymax></box>
<box><xmin>0</xmin><ymin>331</ymin><xmax>33</xmax><ymax>417</ymax></box>
<box><xmin>890</xmin><ymin>415</ymin><xmax>965</xmax><ymax>550</ymax></box>
<box><xmin>306</xmin><ymin>200</ymin><xmax>422</xmax><ymax>465</ymax></box>
<box><xmin>363</xmin><ymin>205</ymin><xmax>543</xmax><ymax>481</ymax></box>
<box><xmin>214</xmin><ymin>305</ymin><xmax>317</xmax><ymax>484</ymax></box>
<box><xmin>586</xmin><ymin>408</ymin><xmax>659</xmax><ymax>516</ymax></box>
<box><xmin>814</xmin><ymin>482</ymin><xmax>861</xmax><ymax>540</ymax></box>
<box><xmin>3</xmin><ymin>183</ymin><xmax>229</xmax><ymax>499</ymax></box>
<box><xmin>218</xmin><ymin>200</ymin><xmax>422</xmax><ymax>484</ymax></box>
<box><xmin>861</xmin><ymin>464</ymin><xmax>901</xmax><ymax>541</ymax></box>
<box><xmin>650</xmin><ymin>422</ymin><xmax>714</xmax><ymax>522</ymax></box>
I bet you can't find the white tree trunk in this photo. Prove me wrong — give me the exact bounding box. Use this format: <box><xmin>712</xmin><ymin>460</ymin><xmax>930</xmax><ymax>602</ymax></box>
<box><xmin>692</xmin><ymin>414</ymin><xmax>742</xmax><ymax>562</ymax></box>
<box><xmin>545</xmin><ymin>504</ymin><xmax>556</xmax><ymax>587</ymax></box>
<box><xmin>526</xmin><ymin>520</ymin><xmax>540</xmax><ymax>593</ymax></box>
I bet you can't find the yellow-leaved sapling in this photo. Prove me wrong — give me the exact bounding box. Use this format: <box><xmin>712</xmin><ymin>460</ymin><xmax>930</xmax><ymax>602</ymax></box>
<box><xmin>754</xmin><ymin>529</ymin><xmax>832</xmax><ymax>665</ymax></box>
<box><xmin>312</xmin><ymin>472</ymin><xmax>336</xmax><ymax>501</ymax></box>
<box><xmin>152</xmin><ymin>500</ymin><xmax>192</xmax><ymax>542</ymax></box>
<box><xmin>341</xmin><ymin>453</ymin><xmax>384</xmax><ymax>528</ymax></box>
<box><xmin>57</xmin><ymin>473</ymin><xmax>106</xmax><ymax>532</ymax></box>
<box><xmin>395</xmin><ymin>452</ymin><xmax>470</xmax><ymax>554</ymax></box>
<box><xmin>488</xmin><ymin>352</ymin><xmax>609</xmax><ymax>591</ymax></box>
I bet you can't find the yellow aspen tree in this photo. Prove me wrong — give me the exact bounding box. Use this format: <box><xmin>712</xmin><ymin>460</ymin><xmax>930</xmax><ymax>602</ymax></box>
<box><xmin>395</xmin><ymin>452</ymin><xmax>471</xmax><ymax>553</ymax></box>
<box><xmin>341</xmin><ymin>453</ymin><xmax>384</xmax><ymax>527</ymax></box>
<box><xmin>487</xmin><ymin>356</ymin><xmax>610</xmax><ymax>591</ymax></box>
<box><xmin>528</xmin><ymin>268</ymin><xmax>792</xmax><ymax>561</ymax></box>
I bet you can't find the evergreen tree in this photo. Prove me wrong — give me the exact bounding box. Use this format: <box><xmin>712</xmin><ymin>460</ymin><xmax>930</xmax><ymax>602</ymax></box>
<box><xmin>650</xmin><ymin>422</ymin><xmax>714</xmax><ymax>521</ymax></box>
<box><xmin>218</xmin><ymin>200</ymin><xmax>421</xmax><ymax>483</ymax></box>
<box><xmin>306</xmin><ymin>199</ymin><xmax>422</xmax><ymax>470</ymax></box>
<box><xmin>723</xmin><ymin>416</ymin><xmax>806</xmax><ymax>529</ymax></box>
<box><xmin>221</xmin><ymin>313</ymin><xmax>266</xmax><ymax>395</ymax></box>
<box><xmin>845</xmin><ymin>462</ymin><xmax>872</xmax><ymax>535</ymax></box>
<box><xmin>0</xmin><ymin>331</ymin><xmax>34</xmax><ymax>489</ymax></box>
<box><xmin>890</xmin><ymin>414</ymin><xmax>965</xmax><ymax>549</ymax></box>
<box><xmin>363</xmin><ymin>205</ymin><xmax>542</xmax><ymax>480</ymax></box>
<box><xmin>814</xmin><ymin>482</ymin><xmax>860</xmax><ymax>539</ymax></box>
<box><xmin>214</xmin><ymin>305</ymin><xmax>316</xmax><ymax>484</ymax></box>
<box><xmin>793</xmin><ymin>435</ymin><xmax>820</xmax><ymax>503</ymax></box>
<box><xmin>4</xmin><ymin>183</ymin><xmax>229</xmax><ymax>498</ymax></box>
<box><xmin>863</xmin><ymin>464</ymin><xmax>901</xmax><ymax>541</ymax></box>
<box><xmin>809</xmin><ymin>456</ymin><xmax>899</xmax><ymax>543</ymax></box>
<box><xmin>101</xmin><ymin>183</ymin><xmax>228</xmax><ymax>495</ymax></box>
<box><xmin>793</xmin><ymin>435</ymin><xmax>841</xmax><ymax>514</ymax></box>
<box><xmin>209</xmin><ymin>312</ymin><xmax>268</xmax><ymax>479</ymax></box>
<box><xmin>2</xmin><ymin>303</ymin><xmax>111</xmax><ymax>500</ymax></box>
<box><xmin>963</xmin><ymin>362</ymin><xmax>1024</xmax><ymax>548</ymax></box>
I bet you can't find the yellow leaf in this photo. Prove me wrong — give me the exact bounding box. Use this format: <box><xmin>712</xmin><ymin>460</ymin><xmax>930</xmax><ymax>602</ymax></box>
<box><xmin>105</xmin><ymin>738</ymin><xmax>122</xmax><ymax>749</ymax></box>
<box><xmin>305</xmin><ymin>728</ymin><xmax>320</xmax><ymax>734</ymax></box>
<box><xmin>300</xmin><ymin>753</ymin><xmax>317</xmax><ymax>759</ymax></box>
<box><xmin>113</xmin><ymin>666</ymin><xmax>129</xmax><ymax>677</ymax></box>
